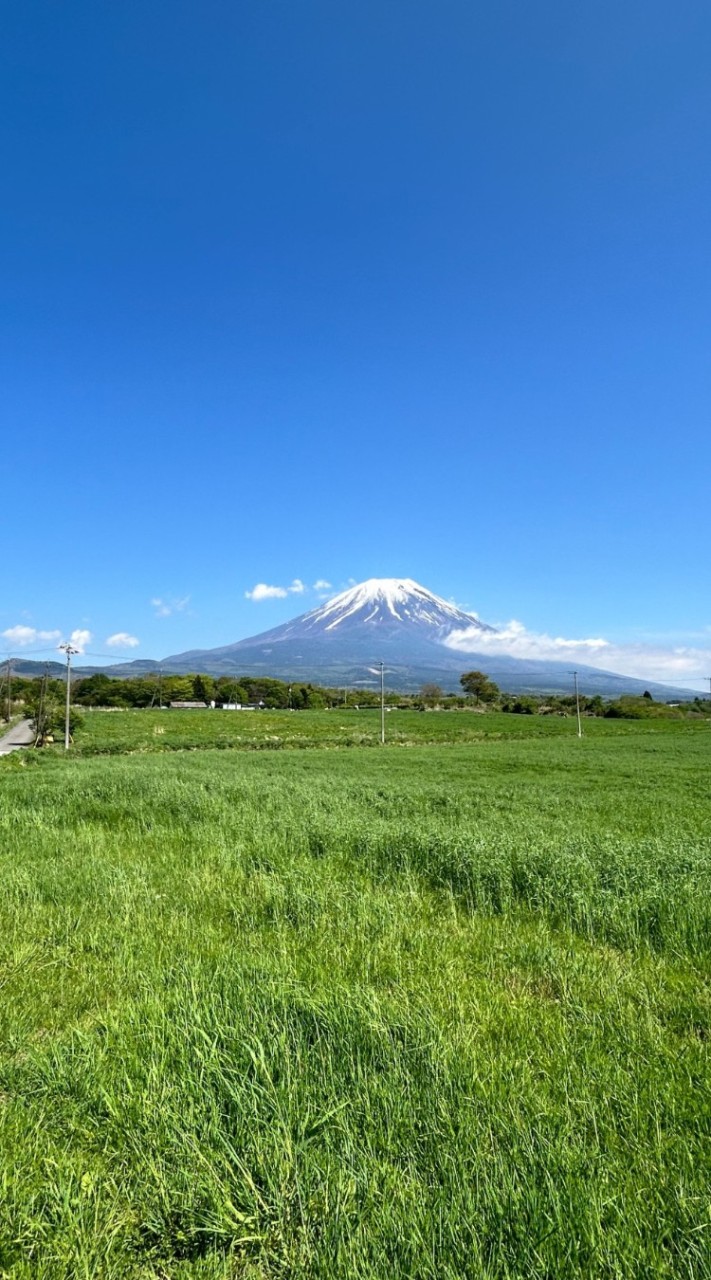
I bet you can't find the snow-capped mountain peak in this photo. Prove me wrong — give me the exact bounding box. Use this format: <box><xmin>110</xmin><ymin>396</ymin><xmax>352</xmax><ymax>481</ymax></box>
<box><xmin>282</xmin><ymin>578</ymin><xmax>494</xmax><ymax>637</ymax></box>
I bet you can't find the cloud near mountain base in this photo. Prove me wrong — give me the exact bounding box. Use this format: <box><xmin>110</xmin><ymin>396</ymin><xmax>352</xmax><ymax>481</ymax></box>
<box><xmin>444</xmin><ymin>620</ymin><xmax>711</xmax><ymax>690</ymax></box>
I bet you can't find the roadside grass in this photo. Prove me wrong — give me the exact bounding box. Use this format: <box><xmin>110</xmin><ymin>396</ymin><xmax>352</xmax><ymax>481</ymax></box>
<box><xmin>0</xmin><ymin>724</ymin><xmax>709</xmax><ymax>1276</ymax></box>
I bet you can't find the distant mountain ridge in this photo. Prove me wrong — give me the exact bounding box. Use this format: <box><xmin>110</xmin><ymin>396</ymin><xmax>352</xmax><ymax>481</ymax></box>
<box><xmin>153</xmin><ymin>578</ymin><xmax>693</xmax><ymax>699</ymax></box>
<box><xmin>7</xmin><ymin>579</ymin><xmax>698</xmax><ymax>699</ymax></box>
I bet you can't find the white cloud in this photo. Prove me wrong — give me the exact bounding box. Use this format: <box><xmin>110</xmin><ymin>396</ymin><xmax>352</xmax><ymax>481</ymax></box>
<box><xmin>1</xmin><ymin>625</ymin><xmax>62</xmax><ymax>648</ymax></box>
<box><xmin>106</xmin><ymin>632</ymin><xmax>140</xmax><ymax>649</ymax></box>
<box><xmin>446</xmin><ymin>620</ymin><xmax>609</xmax><ymax>658</ymax></box>
<box><xmin>245</xmin><ymin>583</ymin><xmax>289</xmax><ymax>601</ymax></box>
<box><xmin>444</xmin><ymin>620</ymin><xmax>711</xmax><ymax>690</ymax></box>
<box><xmin>244</xmin><ymin>578</ymin><xmax>330</xmax><ymax>601</ymax></box>
<box><xmin>151</xmin><ymin>596</ymin><xmax>190</xmax><ymax>618</ymax></box>
<box><xmin>245</xmin><ymin>578</ymin><xmax>311</xmax><ymax>600</ymax></box>
<box><xmin>1</xmin><ymin>624</ymin><xmax>94</xmax><ymax>656</ymax></box>
<box><xmin>69</xmin><ymin>629</ymin><xmax>92</xmax><ymax>654</ymax></box>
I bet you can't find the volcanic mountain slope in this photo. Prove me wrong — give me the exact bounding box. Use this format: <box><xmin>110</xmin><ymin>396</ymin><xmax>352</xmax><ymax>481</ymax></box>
<box><xmin>153</xmin><ymin>578</ymin><xmax>691</xmax><ymax>698</ymax></box>
<box><xmin>158</xmin><ymin>579</ymin><xmax>492</xmax><ymax>687</ymax></box>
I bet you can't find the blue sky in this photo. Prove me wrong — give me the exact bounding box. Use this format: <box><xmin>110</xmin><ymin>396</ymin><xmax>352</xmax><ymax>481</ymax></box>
<box><xmin>2</xmin><ymin>1</ymin><xmax>710</xmax><ymax>687</ymax></box>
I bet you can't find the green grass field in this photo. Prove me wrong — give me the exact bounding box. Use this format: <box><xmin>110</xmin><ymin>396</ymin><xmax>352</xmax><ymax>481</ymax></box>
<box><xmin>0</xmin><ymin>713</ymin><xmax>709</xmax><ymax>1277</ymax></box>
<box><xmin>64</xmin><ymin>706</ymin><xmax>711</xmax><ymax>753</ymax></box>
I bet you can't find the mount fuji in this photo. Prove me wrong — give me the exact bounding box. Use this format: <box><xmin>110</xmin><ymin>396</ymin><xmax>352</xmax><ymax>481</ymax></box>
<box><xmin>147</xmin><ymin>578</ymin><xmax>689</xmax><ymax>699</ymax></box>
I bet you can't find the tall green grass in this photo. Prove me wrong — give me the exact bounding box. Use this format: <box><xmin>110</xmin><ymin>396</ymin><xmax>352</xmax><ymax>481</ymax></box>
<box><xmin>0</xmin><ymin>724</ymin><xmax>709</xmax><ymax>1276</ymax></box>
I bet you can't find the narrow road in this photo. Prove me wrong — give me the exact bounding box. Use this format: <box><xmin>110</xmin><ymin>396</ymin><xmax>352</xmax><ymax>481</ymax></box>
<box><xmin>0</xmin><ymin>719</ymin><xmax>35</xmax><ymax>755</ymax></box>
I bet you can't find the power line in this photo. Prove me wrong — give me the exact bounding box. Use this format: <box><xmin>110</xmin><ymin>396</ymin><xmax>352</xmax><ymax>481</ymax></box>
<box><xmin>83</xmin><ymin>652</ymin><xmax>149</xmax><ymax>660</ymax></box>
<box><xmin>2</xmin><ymin>648</ymin><xmax>143</xmax><ymax>665</ymax></box>
<box><xmin>2</xmin><ymin>645</ymin><xmax>64</xmax><ymax>657</ymax></box>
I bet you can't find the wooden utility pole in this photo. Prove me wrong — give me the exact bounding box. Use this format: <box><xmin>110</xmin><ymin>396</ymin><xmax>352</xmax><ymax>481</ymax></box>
<box><xmin>58</xmin><ymin>644</ymin><xmax>80</xmax><ymax>749</ymax></box>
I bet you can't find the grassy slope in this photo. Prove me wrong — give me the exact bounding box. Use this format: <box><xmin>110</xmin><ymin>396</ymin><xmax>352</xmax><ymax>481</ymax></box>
<box><xmin>0</xmin><ymin>717</ymin><xmax>709</xmax><ymax>1277</ymax></box>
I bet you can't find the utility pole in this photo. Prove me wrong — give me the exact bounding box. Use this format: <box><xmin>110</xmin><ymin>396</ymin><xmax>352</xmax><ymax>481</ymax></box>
<box><xmin>58</xmin><ymin>644</ymin><xmax>80</xmax><ymax>749</ymax></box>
<box><xmin>4</xmin><ymin>657</ymin><xmax>11</xmax><ymax>723</ymax></box>
<box><xmin>35</xmin><ymin>664</ymin><xmax>50</xmax><ymax>746</ymax></box>
<box><xmin>570</xmin><ymin>670</ymin><xmax>582</xmax><ymax>739</ymax></box>
<box><xmin>379</xmin><ymin>661</ymin><xmax>385</xmax><ymax>744</ymax></box>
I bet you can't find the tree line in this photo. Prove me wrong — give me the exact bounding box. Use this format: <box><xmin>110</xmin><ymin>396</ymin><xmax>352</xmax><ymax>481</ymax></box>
<box><xmin>3</xmin><ymin>672</ymin><xmax>399</xmax><ymax>727</ymax></box>
<box><xmin>2</xmin><ymin>668</ymin><xmax>706</xmax><ymax>734</ymax></box>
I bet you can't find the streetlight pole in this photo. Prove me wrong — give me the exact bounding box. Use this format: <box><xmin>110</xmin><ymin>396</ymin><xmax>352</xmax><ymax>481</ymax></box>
<box><xmin>58</xmin><ymin>644</ymin><xmax>80</xmax><ymax>749</ymax></box>
<box><xmin>570</xmin><ymin>670</ymin><xmax>582</xmax><ymax>739</ymax></box>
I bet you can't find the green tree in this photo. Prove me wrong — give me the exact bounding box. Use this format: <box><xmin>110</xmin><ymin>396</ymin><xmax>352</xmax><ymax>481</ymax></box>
<box><xmin>215</xmin><ymin>678</ymin><xmax>248</xmax><ymax>705</ymax></box>
<box><xmin>25</xmin><ymin>678</ymin><xmax>83</xmax><ymax>742</ymax></box>
<box><xmin>191</xmin><ymin>674</ymin><xmax>215</xmax><ymax>702</ymax></box>
<box><xmin>240</xmin><ymin>678</ymin><xmax>289</xmax><ymax>708</ymax></box>
<box><xmin>420</xmin><ymin>683</ymin><xmax>443</xmax><ymax>708</ymax></box>
<box><xmin>162</xmin><ymin>676</ymin><xmax>195</xmax><ymax>703</ymax></box>
<box><xmin>460</xmin><ymin>670</ymin><xmax>500</xmax><ymax>704</ymax></box>
<box><xmin>73</xmin><ymin>674</ymin><xmax>118</xmax><ymax>707</ymax></box>
<box><xmin>507</xmin><ymin>696</ymin><xmax>536</xmax><ymax>715</ymax></box>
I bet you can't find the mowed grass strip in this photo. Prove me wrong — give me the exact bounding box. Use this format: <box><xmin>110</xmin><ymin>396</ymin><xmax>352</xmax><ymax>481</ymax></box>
<box><xmin>0</xmin><ymin>725</ymin><xmax>709</xmax><ymax>1277</ymax></box>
